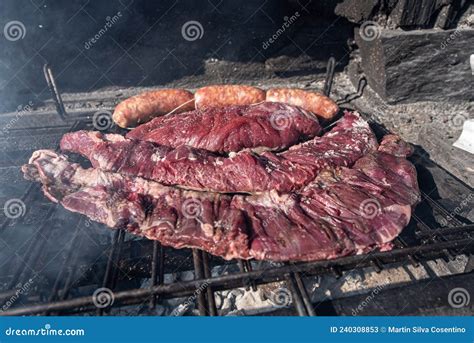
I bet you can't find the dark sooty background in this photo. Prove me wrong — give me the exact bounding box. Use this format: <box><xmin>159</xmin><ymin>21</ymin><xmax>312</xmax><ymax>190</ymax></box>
<box><xmin>0</xmin><ymin>0</ymin><xmax>354</xmax><ymax>112</ymax></box>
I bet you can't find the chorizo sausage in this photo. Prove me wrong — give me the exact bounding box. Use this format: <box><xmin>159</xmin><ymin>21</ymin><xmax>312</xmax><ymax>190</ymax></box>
<box><xmin>112</xmin><ymin>89</ymin><xmax>195</xmax><ymax>128</ymax></box>
<box><xmin>266</xmin><ymin>88</ymin><xmax>339</xmax><ymax>120</ymax></box>
<box><xmin>194</xmin><ymin>85</ymin><xmax>265</xmax><ymax>109</ymax></box>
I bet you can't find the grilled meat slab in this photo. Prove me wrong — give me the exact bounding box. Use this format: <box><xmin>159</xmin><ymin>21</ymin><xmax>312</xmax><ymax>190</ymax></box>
<box><xmin>23</xmin><ymin>131</ymin><xmax>419</xmax><ymax>261</ymax></box>
<box><xmin>61</xmin><ymin>112</ymin><xmax>378</xmax><ymax>193</ymax></box>
<box><xmin>127</xmin><ymin>102</ymin><xmax>322</xmax><ymax>153</ymax></box>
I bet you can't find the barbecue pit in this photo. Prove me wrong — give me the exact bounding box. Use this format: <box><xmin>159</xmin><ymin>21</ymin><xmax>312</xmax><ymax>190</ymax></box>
<box><xmin>0</xmin><ymin>0</ymin><xmax>472</xmax><ymax>316</ymax></box>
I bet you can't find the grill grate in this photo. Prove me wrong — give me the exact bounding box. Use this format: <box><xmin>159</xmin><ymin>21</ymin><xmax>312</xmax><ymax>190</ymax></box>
<box><xmin>0</xmin><ymin>62</ymin><xmax>472</xmax><ymax>316</ymax></box>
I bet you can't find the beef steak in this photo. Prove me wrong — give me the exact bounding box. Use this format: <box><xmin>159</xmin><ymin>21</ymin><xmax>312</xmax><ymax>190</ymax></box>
<box><xmin>126</xmin><ymin>102</ymin><xmax>322</xmax><ymax>153</ymax></box>
<box><xmin>23</xmin><ymin>132</ymin><xmax>419</xmax><ymax>261</ymax></box>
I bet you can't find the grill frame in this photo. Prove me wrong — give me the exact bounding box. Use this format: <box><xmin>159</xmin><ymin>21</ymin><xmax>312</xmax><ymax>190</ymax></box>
<box><xmin>0</xmin><ymin>62</ymin><xmax>472</xmax><ymax>317</ymax></box>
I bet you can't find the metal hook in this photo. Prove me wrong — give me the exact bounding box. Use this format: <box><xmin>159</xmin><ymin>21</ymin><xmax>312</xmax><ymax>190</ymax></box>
<box><xmin>43</xmin><ymin>64</ymin><xmax>67</xmax><ymax>121</ymax></box>
<box><xmin>323</xmin><ymin>57</ymin><xmax>336</xmax><ymax>97</ymax></box>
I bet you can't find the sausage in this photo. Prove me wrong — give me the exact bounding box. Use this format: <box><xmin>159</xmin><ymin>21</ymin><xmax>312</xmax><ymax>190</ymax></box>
<box><xmin>266</xmin><ymin>88</ymin><xmax>339</xmax><ymax>120</ymax></box>
<box><xmin>112</xmin><ymin>89</ymin><xmax>195</xmax><ymax>128</ymax></box>
<box><xmin>194</xmin><ymin>85</ymin><xmax>266</xmax><ymax>109</ymax></box>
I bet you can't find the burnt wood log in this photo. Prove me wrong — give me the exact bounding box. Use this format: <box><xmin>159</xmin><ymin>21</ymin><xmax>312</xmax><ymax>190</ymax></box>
<box><xmin>355</xmin><ymin>27</ymin><xmax>474</xmax><ymax>103</ymax></box>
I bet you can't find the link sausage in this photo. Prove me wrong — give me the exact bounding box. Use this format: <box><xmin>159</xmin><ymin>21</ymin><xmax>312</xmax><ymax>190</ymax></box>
<box><xmin>194</xmin><ymin>85</ymin><xmax>266</xmax><ymax>109</ymax></box>
<box><xmin>266</xmin><ymin>88</ymin><xmax>339</xmax><ymax>120</ymax></box>
<box><xmin>112</xmin><ymin>89</ymin><xmax>195</xmax><ymax>128</ymax></box>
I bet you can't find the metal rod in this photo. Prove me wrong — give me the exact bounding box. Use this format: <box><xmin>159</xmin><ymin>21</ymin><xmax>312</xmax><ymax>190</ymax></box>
<box><xmin>421</xmin><ymin>193</ymin><xmax>465</xmax><ymax>227</ymax></box>
<box><xmin>110</xmin><ymin>230</ymin><xmax>126</xmax><ymax>290</ymax></box>
<box><xmin>237</xmin><ymin>260</ymin><xmax>251</xmax><ymax>291</ymax></box>
<box><xmin>285</xmin><ymin>273</ymin><xmax>307</xmax><ymax>316</ymax></box>
<box><xmin>412</xmin><ymin>213</ymin><xmax>437</xmax><ymax>237</ymax></box>
<box><xmin>97</xmin><ymin>229</ymin><xmax>124</xmax><ymax>315</ymax></box>
<box><xmin>58</xmin><ymin>236</ymin><xmax>84</xmax><ymax>301</ymax></box>
<box><xmin>202</xmin><ymin>252</ymin><xmax>218</xmax><ymax>316</ymax></box>
<box><xmin>192</xmin><ymin>249</ymin><xmax>207</xmax><ymax>316</ymax></box>
<box><xmin>370</xmin><ymin>259</ymin><xmax>383</xmax><ymax>273</ymax></box>
<box><xmin>408</xmin><ymin>255</ymin><xmax>420</xmax><ymax>268</ymax></box>
<box><xmin>393</xmin><ymin>237</ymin><xmax>407</xmax><ymax>248</ymax></box>
<box><xmin>416</xmin><ymin>224</ymin><xmax>473</xmax><ymax>239</ymax></box>
<box><xmin>43</xmin><ymin>64</ymin><xmax>67</xmax><ymax>120</ymax></box>
<box><xmin>101</xmin><ymin>230</ymin><xmax>123</xmax><ymax>288</ymax></box>
<box><xmin>149</xmin><ymin>241</ymin><xmax>164</xmax><ymax>309</ymax></box>
<box><xmin>244</xmin><ymin>260</ymin><xmax>258</xmax><ymax>291</ymax></box>
<box><xmin>293</xmin><ymin>272</ymin><xmax>316</xmax><ymax>316</ymax></box>
<box><xmin>323</xmin><ymin>57</ymin><xmax>336</xmax><ymax>97</ymax></box>
<box><xmin>337</xmin><ymin>77</ymin><xmax>367</xmax><ymax>105</ymax></box>
<box><xmin>330</xmin><ymin>266</ymin><xmax>342</xmax><ymax>278</ymax></box>
<box><xmin>46</xmin><ymin>232</ymin><xmax>85</xmax><ymax>316</ymax></box>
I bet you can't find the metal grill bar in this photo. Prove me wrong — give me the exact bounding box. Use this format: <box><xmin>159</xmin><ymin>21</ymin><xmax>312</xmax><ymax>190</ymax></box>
<box><xmin>293</xmin><ymin>272</ymin><xmax>316</xmax><ymax>316</ymax></box>
<box><xmin>149</xmin><ymin>241</ymin><xmax>164</xmax><ymax>309</ymax></box>
<box><xmin>416</xmin><ymin>224</ymin><xmax>474</xmax><ymax>239</ymax></box>
<box><xmin>192</xmin><ymin>249</ymin><xmax>208</xmax><ymax>316</ymax></box>
<box><xmin>98</xmin><ymin>229</ymin><xmax>125</xmax><ymax>315</ymax></box>
<box><xmin>243</xmin><ymin>261</ymin><xmax>257</xmax><ymax>292</ymax></box>
<box><xmin>57</xmin><ymin>234</ymin><xmax>84</xmax><ymax>301</ymax></box>
<box><xmin>2</xmin><ymin>236</ymin><xmax>472</xmax><ymax>316</ymax></box>
<box><xmin>237</xmin><ymin>260</ymin><xmax>251</xmax><ymax>291</ymax></box>
<box><xmin>110</xmin><ymin>231</ymin><xmax>126</xmax><ymax>290</ymax></box>
<box><xmin>202</xmin><ymin>252</ymin><xmax>218</xmax><ymax>316</ymax></box>
<box><xmin>421</xmin><ymin>192</ymin><xmax>465</xmax><ymax>227</ymax></box>
<box><xmin>285</xmin><ymin>273</ymin><xmax>308</xmax><ymax>316</ymax></box>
